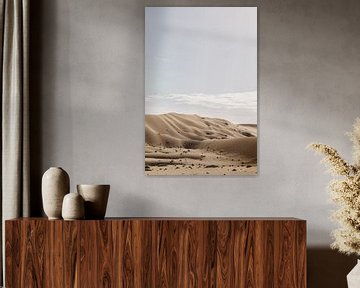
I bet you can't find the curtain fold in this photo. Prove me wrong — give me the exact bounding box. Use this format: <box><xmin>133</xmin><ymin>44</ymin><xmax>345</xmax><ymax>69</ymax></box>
<box><xmin>0</xmin><ymin>0</ymin><xmax>30</xmax><ymax>284</ymax></box>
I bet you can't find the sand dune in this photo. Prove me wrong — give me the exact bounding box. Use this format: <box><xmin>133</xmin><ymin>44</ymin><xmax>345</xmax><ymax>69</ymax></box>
<box><xmin>145</xmin><ymin>113</ymin><xmax>257</xmax><ymax>175</ymax></box>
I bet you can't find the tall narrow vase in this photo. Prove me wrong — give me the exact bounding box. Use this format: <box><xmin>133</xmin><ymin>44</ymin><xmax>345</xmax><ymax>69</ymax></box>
<box><xmin>42</xmin><ymin>167</ymin><xmax>70</xmax><ymax>219</ymax></box>
<box><xmin>348</xmin><ymin>260</ymin><xmax>360</xmax><ymax>288</ymax></box>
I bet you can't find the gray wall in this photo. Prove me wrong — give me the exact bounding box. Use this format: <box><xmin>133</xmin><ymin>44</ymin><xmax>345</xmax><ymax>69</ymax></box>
<box><xmin>30</xmin><ymin>1</ymin><xmax>360</xmax><ymax>285</ymax></box>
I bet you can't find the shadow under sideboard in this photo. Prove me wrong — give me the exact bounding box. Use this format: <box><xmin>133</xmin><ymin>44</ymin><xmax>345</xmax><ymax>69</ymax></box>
<box><xmin>307</xmin><ymin>248</ymin><xmax>356</xmax><ymax>288</ymax></box>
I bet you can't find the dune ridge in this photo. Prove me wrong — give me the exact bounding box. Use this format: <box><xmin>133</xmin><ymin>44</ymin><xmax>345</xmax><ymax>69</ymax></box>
<box><xmin>145</xmin><ymin>113</ymin><xmax>257</xmax><ymax>175</ymax></box>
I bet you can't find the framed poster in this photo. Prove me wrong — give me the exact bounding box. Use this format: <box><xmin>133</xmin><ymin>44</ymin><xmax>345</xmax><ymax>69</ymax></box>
<box><xmin>145</xmin><ymin>7</ymin><xmax>257</xmax><ymax>176</ymax></box>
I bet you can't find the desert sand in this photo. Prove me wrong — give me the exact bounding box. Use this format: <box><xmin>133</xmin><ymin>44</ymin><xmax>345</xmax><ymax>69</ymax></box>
<box><xmin>145</xmin><ymin>113</ymin><xmax>257</xmax><ymax>175</ymax></box>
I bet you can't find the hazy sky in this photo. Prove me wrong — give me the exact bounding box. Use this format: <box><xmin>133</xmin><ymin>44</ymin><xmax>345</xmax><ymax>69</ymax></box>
<box><xmin>145</xmin><ymin>7</ymin><xmax>257</xmax><ymax>124</ymax></box>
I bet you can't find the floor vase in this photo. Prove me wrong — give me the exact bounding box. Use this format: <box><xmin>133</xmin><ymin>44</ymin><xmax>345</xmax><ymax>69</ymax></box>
<box><xmin>348</xmin><ymin>260</ymin><xmax>360</xmax><ymax>288</ymax></box>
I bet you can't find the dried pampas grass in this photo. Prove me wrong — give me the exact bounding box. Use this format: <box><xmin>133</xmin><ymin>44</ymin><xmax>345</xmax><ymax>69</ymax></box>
<box><xmin>308</xmin><ymin>118</ymin><xmax>360</xmax><ymax>255</ymax></box>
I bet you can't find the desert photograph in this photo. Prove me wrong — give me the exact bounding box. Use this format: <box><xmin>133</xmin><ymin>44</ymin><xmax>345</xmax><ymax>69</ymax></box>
<box><xmin>145</xmin><ymin>7</ymin><xmax>257</xmax><ymax>175</ymax></box>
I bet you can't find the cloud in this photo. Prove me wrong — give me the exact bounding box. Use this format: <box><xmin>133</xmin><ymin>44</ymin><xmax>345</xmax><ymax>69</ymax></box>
<box><xmin>145</xmin><ymin>91</ymin><xmax>257</xmax><ymax>124</ymax></box>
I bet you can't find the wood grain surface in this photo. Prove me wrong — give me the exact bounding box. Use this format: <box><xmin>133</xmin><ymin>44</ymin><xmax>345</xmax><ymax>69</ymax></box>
<box><xmin>5</xmin><ymin>218</ymin><xmax>306</xmax><ymax>287</ymax></box>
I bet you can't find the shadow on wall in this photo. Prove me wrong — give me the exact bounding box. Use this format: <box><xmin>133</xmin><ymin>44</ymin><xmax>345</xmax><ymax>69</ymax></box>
<box><xmin>29</xmin><ymin>0</ymin><xmax>45</xmax><ymax>216</ymax></box>
<box><xmin>110</xmin><ymin>192</ymin><xmax>183</xmax><ymax>217</ymax></box>
<box><xmin>308</xmin><ymin>248</ymin><xmax>357</xmax><ymax>288</ymax></box>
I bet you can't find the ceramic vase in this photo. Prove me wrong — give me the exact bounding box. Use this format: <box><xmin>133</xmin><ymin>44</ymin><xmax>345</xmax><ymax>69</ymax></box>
<box><xmin>77</xmin><ymin>184</ymin><xmax>110</xmax><ymax>219</ymax></box>
<box><xmin>42</xmin><ymin>167</ymin><xmax>70</xmax><ymax>219</ymax></box>
<box><xmin>347</xmin><ymin>260</ymin><xmax>360</xmax><ymax>288</ymax></box>
<box><xmin>62</xmin><ymin>192</ymin><xmax>85</xmax><ymax>220</ymax></box>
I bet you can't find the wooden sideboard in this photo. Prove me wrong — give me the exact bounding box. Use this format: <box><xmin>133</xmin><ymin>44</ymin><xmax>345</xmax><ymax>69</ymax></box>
<box><xmin>5</xmin><ymin>218</ymin><xmax>306</xmax><ymax>287</ymax></box>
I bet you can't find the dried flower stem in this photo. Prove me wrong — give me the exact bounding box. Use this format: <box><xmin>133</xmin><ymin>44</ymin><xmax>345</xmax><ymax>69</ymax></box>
<box><xmin>308</xmin><ymin>119</ymin><xmax>360</xmax><ymax>256</ymax></box>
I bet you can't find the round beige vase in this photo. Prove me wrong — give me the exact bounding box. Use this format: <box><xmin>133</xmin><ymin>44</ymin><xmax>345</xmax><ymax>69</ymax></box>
<box><xmin>62</xmin><ymin>192</ymin><xmax>85</xmax><ymax>220</ymax></box>
<box><xmin>77</xmin><ymin>184</ymin><xmax>110</xmax><ymax>219</ymax></box>
<box><xmin>42</xmin><ymin>167</ymin><xmax>70</xmax><ymax>219</ymax></box>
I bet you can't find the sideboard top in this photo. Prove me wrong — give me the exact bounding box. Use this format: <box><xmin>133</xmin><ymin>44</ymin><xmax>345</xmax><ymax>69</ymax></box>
<box><xmin>6</xmin><ymin>217</ymin><xmax>306</xmax><ymax>222</ymax></box>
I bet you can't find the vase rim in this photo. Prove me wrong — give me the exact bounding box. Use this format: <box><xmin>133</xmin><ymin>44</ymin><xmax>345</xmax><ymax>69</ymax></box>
<box><xmin>77</xmin><ymin>184</ymin><xmax>110</xmax><ymax>187</ymax></box>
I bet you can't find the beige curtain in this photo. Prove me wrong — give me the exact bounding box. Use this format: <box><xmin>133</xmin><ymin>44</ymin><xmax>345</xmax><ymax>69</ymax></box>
<box><xmin>0</xmin><ymin>0</ymin><xmax>30</xmax><ymax>284</ymax></box>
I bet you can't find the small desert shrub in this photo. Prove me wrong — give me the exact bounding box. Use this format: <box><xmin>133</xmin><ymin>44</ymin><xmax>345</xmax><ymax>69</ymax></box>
<box><xmin>308</xmin><ymin>118</ymin><xmax>360</xmax><ymax>255</ymax></box>
<box><xmin>183</xmin><ymin>140</ymin><xmax>199</xmax><ymax>149</ymax></box>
